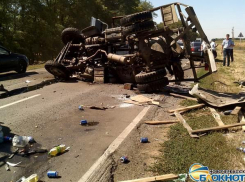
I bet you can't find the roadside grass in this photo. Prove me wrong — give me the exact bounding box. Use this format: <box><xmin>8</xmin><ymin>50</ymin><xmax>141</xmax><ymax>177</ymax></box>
<box><xmin>27</xmin><ymin>63</ymin><xmax>45</xmax><ymax>70</ymax></box>
<box><xmin>151</xmin><ymin>41</ymin><xmax>245</xmax><ymax>176</ymax></box>
<box><xmin>197</xmin><ymin>40</ymin><xmax>244</xmax><ymax>93</ymax></box>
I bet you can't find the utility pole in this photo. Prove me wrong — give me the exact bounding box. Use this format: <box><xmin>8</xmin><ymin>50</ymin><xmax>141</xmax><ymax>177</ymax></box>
<box><xmin>232</xmin><ymin>27</ymin><xmax>234</xmax><ymax>39</ymax></box>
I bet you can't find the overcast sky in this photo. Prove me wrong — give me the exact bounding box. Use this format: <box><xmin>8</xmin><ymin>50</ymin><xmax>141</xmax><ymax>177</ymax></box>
<box><xmin>150</xmin><ymin>0</ymin><xmax>245</xmax><ymax>40</ymax></box>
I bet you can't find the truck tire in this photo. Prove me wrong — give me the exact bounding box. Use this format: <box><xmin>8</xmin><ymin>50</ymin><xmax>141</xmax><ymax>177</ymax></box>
<box><xmin>123</xmin><ymin>20</ymin><xmax>154</xmax><ymax>36</ymax></box>
<box><xmin>61</xmin><ymin>27</ymin><xmax>83</xmax><ymax>44</ymax></box>
<box><xmin>45</xmin><ymin>60</ymin><xmax>70</xmax><ymax>80</ymax></box>
<box><xmin>137</xmin><ymin>77</ymin><xmax>169</xmax><ymax>93</ymax></box>
<box><xmin>120</xmin><ymin>11</ymin><xmax>152</xmax><ymax>26</ymax></box>
<box><xmin>135</xmin><ymin>69</ymin><xmax>167</xmax><ymax>84</ymax></box>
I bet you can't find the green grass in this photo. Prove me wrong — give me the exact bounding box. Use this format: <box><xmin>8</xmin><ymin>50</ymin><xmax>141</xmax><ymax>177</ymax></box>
<box><xmin>179</xmin><ymin>99</ymin><xmax>199</xmax><ymax>107</ymax></box>
<box><xmin>27</xmin><ymin>63</ymin><xmax>45</xmax><ymax>70</ymax></box>
<box><xmin>150</xmin><ymin>123</ymin><xmax>241</xmax><ymax>175</ymax></box>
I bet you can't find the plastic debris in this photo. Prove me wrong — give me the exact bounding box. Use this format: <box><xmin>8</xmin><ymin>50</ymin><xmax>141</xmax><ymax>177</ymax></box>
<box><xmin>6</xmin><ymin>161</ymin><xmax>22</xmax><ymax>167</ymax></box>
<box><xmin>25</xmin><ymin>80</ymin><xmax>31</xmax><ymax>83</ymax></box>
<box><xmin>80</xmin><ymin>120</ymin><xmax>88</xmax><ymax>125</ymax></box>
<box><xmin>49</xmin><ymin>144</ymin><xmax>67</xmax><ymax>157</ymax></box>
<box><xmin>12</xmin><ymin>135</ymin><xmax>34</xmax><ymax>147</ymax></box>
<box><xmin>78</xmin><ymin>105</ymin><xmax>84</xmax><ymax>110</ymax></box>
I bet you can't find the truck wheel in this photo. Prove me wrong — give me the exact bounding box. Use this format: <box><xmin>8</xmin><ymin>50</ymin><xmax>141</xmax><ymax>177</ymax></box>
<box><xmin>135</xmin><ymin>69</ymin><xmax>167</xmax><ymax>84</ymax></box>
<box><xmin>137</xmin><ymin>77</ymin><xmax>169</xmax><ymax>93</ymax></box>
<box><xmin>61</xmin><ymin>27</ymin><xmax>84</xmax><ymax>44</ymax></box>
<box><xmin>120</xmin><ymin>11</ymin><xmax>152</xmax><ymax>26</ymax></box>
<box><xmin>123</xmin><ymin>20</ymin><xmax>155</xmax><ymax>36</ymax></box>
<box><xmin>45</xmin><ymin>60</ymin><xmax>70</xmax><ymax>80</ymax></box>
<box><xmin>16</xmin><ymin>60</ymin><xmax>27</xmax><ymax>73</ymax></box>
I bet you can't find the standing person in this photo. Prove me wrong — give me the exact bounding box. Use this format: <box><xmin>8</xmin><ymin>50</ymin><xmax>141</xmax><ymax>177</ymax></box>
<box><xmin>229</xmin><ymin>38</ymin><xmax>235</xmax><ymax>62</ymax></box>
<box><xmin>210</xmin><ymin>39</ymin><xmax>218</xmax><ymax>58</ymax></box>
<box><xmin>221</xmin><ymin>34</ymin><xmax>232</xmax><ymax>66</ymax></box>
<box><xmin>200</xmin><ymin>40</ymin><xmax>206</xmax><ymax>64</ymax></box>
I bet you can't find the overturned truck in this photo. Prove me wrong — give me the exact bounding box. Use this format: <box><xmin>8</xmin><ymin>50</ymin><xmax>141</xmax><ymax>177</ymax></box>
<box><xmin>45</xmin><ymin>2</ymin><xmax>216</xmax><ymax>92</ymax></box>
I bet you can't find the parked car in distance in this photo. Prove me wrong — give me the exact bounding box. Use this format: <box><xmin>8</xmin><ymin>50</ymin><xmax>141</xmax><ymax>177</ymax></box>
<box><xmin>0</xmin><ymin>46</ymin><xmax>29</xmax><ymax>74</ymax></box>
<box><xmin>190</xmin><ymin>41</ymin><xmax>202</xmax><ymax>56</ymax></box>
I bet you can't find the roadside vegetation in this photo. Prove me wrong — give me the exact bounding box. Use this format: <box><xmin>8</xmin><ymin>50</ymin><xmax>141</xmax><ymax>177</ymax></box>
<box><xmin>151</xmin><ymin>40</ymin><xmax>245</xmax><ymax>175</ymax></box>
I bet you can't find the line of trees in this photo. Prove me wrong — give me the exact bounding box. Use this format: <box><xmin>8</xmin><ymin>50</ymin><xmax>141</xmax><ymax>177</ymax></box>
<box><xmin>0</xmin><ymin>0</ymin><xmax>154</xmax><ymax>64</ymax></box>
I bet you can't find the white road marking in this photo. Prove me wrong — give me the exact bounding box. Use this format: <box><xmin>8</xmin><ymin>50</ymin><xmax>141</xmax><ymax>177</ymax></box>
<box><xmin>0</xmin><ymin>94</ymin><xmax>41</xmax><ymax>110</ymax></box>
<box><xmin>78</xmin><ymin>106</ymin><xmax>151</xmax><ymax>182</ymax></box>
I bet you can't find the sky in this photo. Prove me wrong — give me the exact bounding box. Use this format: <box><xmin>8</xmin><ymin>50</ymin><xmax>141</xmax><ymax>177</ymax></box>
<box><xmin>149</xmin><ymin>0</ymin><xmax>245</xmax><ymax>40</ymax></box>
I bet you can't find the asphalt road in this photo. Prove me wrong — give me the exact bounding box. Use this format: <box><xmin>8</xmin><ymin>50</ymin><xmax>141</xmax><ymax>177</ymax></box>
<box><xmin>0</xmin><ymin>71</ymin><xmax>143</xmax><ymax>182</ymax></box>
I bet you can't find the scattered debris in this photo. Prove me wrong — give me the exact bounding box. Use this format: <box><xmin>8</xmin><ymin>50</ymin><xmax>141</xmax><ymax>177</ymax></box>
<box><xmin>131</xmin><ymin>95</ymin><xmax>153</xmax><ymax>103</ymax></box>
<box><xmin>80</xmin><ymin>120</ymin><xmax>88</xmax><ymax>125</ymax></box>
<box><xmin>119</xmin><ymin>174</ymin><xmax>179</xmax><ymax>182</ymax></box>
<box><xmin>123</xmin><ymin>100</ymin><xmax>143</xmax><ymax>106</ymax></box>
<box><xmin>24</xmin><ymin>174</ymin><xmax>38</xmax><ymax>182</ymax></box>
<box><xmin>174</xmin><ymin>111</ymin><xmax>199</xmax><ymax>138</ymax></box>
<box><xmin>223</xmin><ymin>110</ymin><xmax>232</xmax><ymax>115</ymax></box>
<box><xmin>25</xmin><ymin>80</ymin><xmax>31</xmax><ymax>83</ymax></box>
<box><xmin>78</xmin><ymin>105</ymin><xmax>84</xmax><ymax>110</ymax></box>
<box><xmin>234</xmin><ymin>80</ymin><xmax>245</xmax><ymax>86</ymax></box>
<box><xmin>5</xmin><ymin>164</ymin><xmax>10</xmax><ymax>171</ymax></box>
<box><xmin>12</xmin><ymin>135</ymin><xmax>35</xmax><ymax>148</ymax></box>
<box><xmin>124</xmin><ymin>83</ymin><xmax>133</xmax><ymax>90</ymax></box>
<box><xmin>209</xmin><ymin>108</ymin><xmax>224</xmax><ymax>126</ymax></box>
<box><xmin>4</xmin><ymin>136</ymin><xmax>12</xmax><ymax>142</ymax></box>
<box><xmin>9</xmin><ymin>148</ymin><xmax>19</xmax><ymax>159</ymax></box>
<box><xmin>191</xmin><ymin>123</ymin><xmax>245</xmax><ymax>134</ymax></box>
<box><xmin>145</xmin><ymin>120</ymin><xmax>178</xmax><ymax>125</ymax></box>
<box><xmin>189</xmin><ymin>84</ymin><xmax>245</xmax><ymax>107</ymax></box>
<box><xmin>6</xmin><ymin>161</ymin><xmax>22</xmax><ymax>167</ymax></box>
<box><xmin>120</xmin><ymin>156</ymin><xmax>129</xmax><ymax>163</ymax></box>
<box><xmin>239</xmin><ymin>110</ymin><xmax>245</xmax><ymax>131</ymax></box>
<box><xmin>49</xmin><ymin>144</ymin><xmax>67</xmax><ymax>157</ymax></box>
<box><xmin>169</xmin><ymin>93</ymin><xmax>198</xmax><ymax>101</ymax></box>
<box><xmin>47</xmin><ymin>171</ymin><xmax>59</xmax><ymax>178</ymax></box>
<box><xmin>140</xmin><ymin>137</ymin><xmax>148</xmax><ymax>143</ymax></box>
<box><xmin>231</xmin><ymin>106</ymin><xmax>242</xmax><ymax>115</ymax></box>
<box><xmin>168</xmin><ymin>104</ymin><xmax>205</xmax><ymax>113</ymax></box>
<box><xmin>19</xmin><ymin>148</ymin><xmax>48</xmax><ymax>157</ymax></box>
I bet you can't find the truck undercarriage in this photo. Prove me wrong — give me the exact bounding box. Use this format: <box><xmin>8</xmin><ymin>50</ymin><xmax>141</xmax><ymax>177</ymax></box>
<box><xmin>45</xmin><ymin>2</ymin><xmax>217</xmax><ymax>92</ymax></box>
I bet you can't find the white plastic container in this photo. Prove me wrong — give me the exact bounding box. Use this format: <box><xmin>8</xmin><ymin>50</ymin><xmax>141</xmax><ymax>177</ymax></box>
<box><xmin>12</xmin><ymin>135</ymin><xmax>33</xmax><ymax>147</ymax></box>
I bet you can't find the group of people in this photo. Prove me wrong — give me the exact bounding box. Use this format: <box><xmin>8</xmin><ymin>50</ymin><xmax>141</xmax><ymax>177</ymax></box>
<box><xmin>201</xmin><ymin>34</ymin><xmax>235</xmax><ymax>66</ymax></box>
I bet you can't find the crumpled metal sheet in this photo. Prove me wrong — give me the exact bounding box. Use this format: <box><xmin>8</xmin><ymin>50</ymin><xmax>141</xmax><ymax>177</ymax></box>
<box><xmin>189</xmin><ymin>84</ymin><xmax>245</xmax><ymax>107</ymax></box>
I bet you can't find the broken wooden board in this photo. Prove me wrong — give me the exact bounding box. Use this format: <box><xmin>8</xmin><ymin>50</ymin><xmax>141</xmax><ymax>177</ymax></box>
<box><xmin>191</xmin><ymin>123</ymin><xmax>245</xmax><ymax>134</ymax></box>
<box><xmin>119</xmin><ymin>174</ymin><xmax>179</xmax><ymax>182</ymax></box>
<box><xmin>123</xmin><ymin>100</ymin><xmax>143</xmax><ymax>106</ymax></box>
<box><xmin>239</xmin><ymin>110</ymin><xmax>245</xmax><ymax>131</ymax></box>
<box><xmin>130</xmin><ymin>95</ymin><xmax>153</xmax><ymax>103</ymax></box>
<box><xmin>174</xmin><ymin>111</ymin><xmax>199</xmax><ymax>138</ymax></box>
<box><xmin>189</xmin><ymin>84</ymin><xmax>245</xmax><ymax>107</ymax></box>
<box><xmin>168</xmin><ymin>104</ymin><xmax>205</xmax><ymax>113</ymax></box>
<box><xmin>209</xmin><ymin>107</ymin><xmax>224</xmax><ymax>126</ymax></box>
<box><xmin>231</xmin><ymin>106</ymin><xmax>242</xmax><ymax>115</ymax></box>
<box><xmin>169</xmin><ymin>93</ymin><xmax>198</xmax><ymax>101</ymax></box>
<box><xmin>145</xmin><ymin>120</ymin><xmax>179</xmax><ymax>125</ymax></box>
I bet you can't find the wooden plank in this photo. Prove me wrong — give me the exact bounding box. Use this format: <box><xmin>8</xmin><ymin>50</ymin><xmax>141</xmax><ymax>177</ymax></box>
<box><xmin>209</xmin><ymin>108</ymin><xmax>225</xmax><ymax>126</ymax></box>
<box><xmin>169</xmin><ymin>93</ymin><xmax>198</xmax><ymax>101</ymax></box>
<box><xmin>145</xmin><ymin>120</ymin><xmax>179</xmax><ymax>125</ymax></box>
<box><xmin>192</xmin><ymin>123</ymin><xmax>245</xmax><ymax>134</ymax></box>
<box><xmin>239</xmin><ymin>110</ymin><xmax>245</xmax><ymax>131</ymax></box>
<box><xmin>174</xmin><ymin>111</ymin><xmax>199</xmax><ymax>138</ymax></box>
<box><xmin>168</xmin><ymin>104</ymin><xmax>205</xmax><ymax>113</ymax></box>
<box><xmin>123</xmin><ymin>100</ymin><xmax>143</xmax><ymax>106</ymax></box>
<box><xmin>119</xmin><ymin>174</ymin><xmax>179</xmax><ymax>182</ymax></box>
<box><xmin>231</xmin><ymin>106</ymin><xmax>242</xmax><ymax>115</ymax></box>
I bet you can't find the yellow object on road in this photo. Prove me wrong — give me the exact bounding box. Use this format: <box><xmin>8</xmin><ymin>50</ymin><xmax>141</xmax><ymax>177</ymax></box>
<box><xmin>49</xmin><ymin>144</ymin><xmax>66</xmax><ymax>157</ymax></box>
